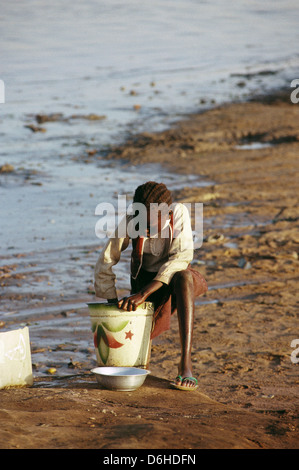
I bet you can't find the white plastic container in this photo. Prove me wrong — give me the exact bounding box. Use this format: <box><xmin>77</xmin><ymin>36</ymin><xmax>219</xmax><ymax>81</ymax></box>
<box><xmin>88</xmin><ymin>302</ymin><xmax>154</xmax><ymax>368</ymax></box>
<box><xmin>0</xmin><ymin>326</ymin><xmax>33</xmax><ymax>389</ymax></box>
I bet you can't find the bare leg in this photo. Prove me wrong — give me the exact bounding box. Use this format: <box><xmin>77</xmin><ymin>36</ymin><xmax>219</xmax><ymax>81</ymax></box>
<box><xmin>170</xmin><ymin>269</ymin><xmax>197</xmax><ymax>389</ymax></box>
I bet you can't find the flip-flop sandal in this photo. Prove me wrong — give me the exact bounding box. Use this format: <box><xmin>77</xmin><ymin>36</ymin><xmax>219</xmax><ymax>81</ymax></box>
<box><xmin>170</xmin><ymin>375</ymin><xmax>183</xmax><ymax>387</ymax></box>
<box><xmin>170</xmin><ymin>376</ymin><xmax>198</xmax><ymax>391</ymax></box>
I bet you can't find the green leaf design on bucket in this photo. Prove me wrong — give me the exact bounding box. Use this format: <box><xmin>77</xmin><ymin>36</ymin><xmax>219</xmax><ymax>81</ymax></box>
<box><xmin>98</xmin><ymin>336</ymin><xmax>109</xmax><ymax>365</ymax></box>
<box><xmin>93</xmin><ymin>320</ymin><xmax>129</xmax><ymax>364</ymax></box>
<box><xmin>102</xmin><ymin>320</ymin><xmax>129</xmax><ymax>332</ymax></box>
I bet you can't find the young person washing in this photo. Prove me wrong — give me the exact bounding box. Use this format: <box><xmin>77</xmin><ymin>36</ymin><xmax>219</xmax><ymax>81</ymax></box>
<box><xmin>94</xmin><ymin>181</ymin><xmax>207</xmax><ymax>391</ymax></box>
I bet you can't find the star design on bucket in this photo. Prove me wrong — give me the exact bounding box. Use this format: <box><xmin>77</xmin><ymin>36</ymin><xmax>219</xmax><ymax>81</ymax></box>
<box><xmin>125</xmin><ymin>330</ymin><xmax>134</xmax><ymax>340</ymax></box>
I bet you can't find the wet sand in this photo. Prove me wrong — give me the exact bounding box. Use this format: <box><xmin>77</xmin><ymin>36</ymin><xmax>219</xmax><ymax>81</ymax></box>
<box><xmin>0</xmin><ymin>89</ymin><xmax>298</xmax><ymax>449</ymax></box>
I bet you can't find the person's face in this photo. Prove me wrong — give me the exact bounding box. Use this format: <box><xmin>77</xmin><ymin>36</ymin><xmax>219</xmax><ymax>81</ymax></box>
<box><xmin>146</xmin><ymin>207</ymin><xmax>170</xmax><ymax>238</ymax></box>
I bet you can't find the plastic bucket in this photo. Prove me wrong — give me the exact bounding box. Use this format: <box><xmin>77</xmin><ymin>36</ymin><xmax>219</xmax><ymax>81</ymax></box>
<box><xmin>87</xmin><ymin>302</ymin><xmax>154</xmax><ymax>369</ymax></box>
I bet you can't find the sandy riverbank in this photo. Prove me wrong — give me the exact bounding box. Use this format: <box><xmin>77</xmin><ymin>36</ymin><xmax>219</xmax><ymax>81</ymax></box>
<box><xmin>1</xmin><ymin>89</ymin><xmax>298</xmax><ymax>449</ymax></box>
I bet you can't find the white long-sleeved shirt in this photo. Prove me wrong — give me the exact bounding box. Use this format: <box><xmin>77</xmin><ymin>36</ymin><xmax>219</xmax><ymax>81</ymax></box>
<box><xmin>94</xmin><ymin>203</ymin><xmax>194</xmax><ymax>299</ymax></box>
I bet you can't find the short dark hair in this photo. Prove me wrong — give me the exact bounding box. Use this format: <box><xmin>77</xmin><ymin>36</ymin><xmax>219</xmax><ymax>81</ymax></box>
<box><xmin>133</xmin><ymin>181</ymin><xmax>173</xmax><ymax>210</ymax></box>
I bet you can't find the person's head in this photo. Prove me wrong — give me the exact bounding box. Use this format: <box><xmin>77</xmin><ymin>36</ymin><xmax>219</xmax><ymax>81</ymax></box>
<box><xmin>133</xmin><ymin>181</ymin><xmax>173</xmax><ymax>237</ymax></box>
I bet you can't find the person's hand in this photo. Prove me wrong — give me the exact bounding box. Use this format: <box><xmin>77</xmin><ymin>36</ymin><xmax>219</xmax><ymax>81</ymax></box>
<box><xmin>117</xmin><ymin>292</ymin><xmax>146</xmax><ymax>311</ymax></box>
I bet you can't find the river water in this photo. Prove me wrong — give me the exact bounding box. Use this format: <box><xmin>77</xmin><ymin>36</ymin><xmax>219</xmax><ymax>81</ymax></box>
<box><xmin>1</xmin><ymin>0</ymin><xmax>299</xmax><ymax>383</ymax></box>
